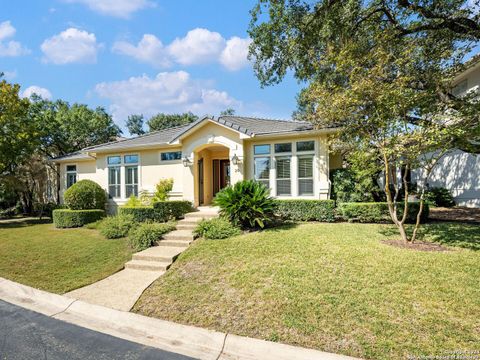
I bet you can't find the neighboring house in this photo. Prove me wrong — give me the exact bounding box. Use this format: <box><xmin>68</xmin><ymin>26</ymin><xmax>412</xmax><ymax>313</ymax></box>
<box><xmin>411</xmin><ymin>59</ymin><xmax>480</xmax><ymax>208</ymax></box>
<box><xmin>52</xmin><ymin>116</ymin><xmax>342</xmax><ymax>211</ymax></box>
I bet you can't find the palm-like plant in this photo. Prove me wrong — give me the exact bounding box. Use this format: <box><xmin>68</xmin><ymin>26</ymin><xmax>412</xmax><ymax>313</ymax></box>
<box><xmin>213</xmin><ymin>180</ymin><xmax>276</xmax><ymax>229</ymax></box>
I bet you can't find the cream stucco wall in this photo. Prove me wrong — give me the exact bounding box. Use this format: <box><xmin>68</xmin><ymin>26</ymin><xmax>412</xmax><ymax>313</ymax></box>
<box><xmin>57</xmin><ymin>121</ymin><xmax>338</xmax><ymax>208</ymax></box>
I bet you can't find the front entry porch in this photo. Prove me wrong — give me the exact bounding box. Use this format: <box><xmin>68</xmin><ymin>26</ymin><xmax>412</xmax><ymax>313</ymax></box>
<box><xmin>194</xmin><ymin>145</ymin><xmax>232</xmax><ymax>206</ymax></box>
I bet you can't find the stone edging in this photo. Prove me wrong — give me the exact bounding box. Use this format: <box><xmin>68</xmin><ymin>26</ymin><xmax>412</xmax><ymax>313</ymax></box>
<box><xmin>0</xmin><ymin>277</ymin><xmax>359</xmax><ymax>360</ymax></box>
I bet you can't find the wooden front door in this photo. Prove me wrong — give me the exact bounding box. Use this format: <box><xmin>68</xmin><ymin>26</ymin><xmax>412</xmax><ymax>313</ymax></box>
<box><xmin>198</xmin><ymin>158</ymin><xmax>204</xmax><ymax>205</ymax></box>
<box><xmin>213</xmin><ymin>159</ymin><xmax>230</xmax><ymax>197</ymax></box>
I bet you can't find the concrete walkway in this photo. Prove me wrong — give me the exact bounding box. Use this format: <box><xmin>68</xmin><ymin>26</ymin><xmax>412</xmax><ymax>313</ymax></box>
<box><xmin>0</xmin><ymin>277</ymin><xmax>360</xmax><ymax>360</ymax></box>
<box><xmin>66</xmin><ymin>207</ymin><xmax>219</xmax><ymax>311</ymax></box>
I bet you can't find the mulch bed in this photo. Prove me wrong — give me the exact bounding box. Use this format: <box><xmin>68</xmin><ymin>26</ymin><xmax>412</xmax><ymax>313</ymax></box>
<box><xmin>429</xmin><ymin>207</ymin><xmax>480</xmax><ymax>224</ymax></box>
<box><xmin>382</xmin><ymin>239</ymin><xmax>450</xmax><ymax>252</ymax></box>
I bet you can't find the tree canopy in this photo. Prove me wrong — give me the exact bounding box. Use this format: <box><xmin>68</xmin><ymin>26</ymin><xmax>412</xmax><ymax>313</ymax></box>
<box><xmin>249</xmin><ymin>0</ymin><xmax>480</xmax><ymax>242</ymax></box>
<box><xmin>147</xmin><ymin>112</ymin><xmax>198</xmax><ymax>132</ymax></box>
<box><xmin>126</xmin><ymin>114</ymin><xmax>145</xmax><ymax>136</ymax></box>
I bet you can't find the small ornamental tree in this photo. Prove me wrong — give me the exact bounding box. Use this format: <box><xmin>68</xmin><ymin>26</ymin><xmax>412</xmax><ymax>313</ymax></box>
<box><xmin>64</xmin><ymin>180</ymin><xmax>107</xmax><ymax>210</ymax></box>
<box><xmin>249</xmin><ymin>0</ymin><xmax>480</xmax><ymax>243</ymax></box>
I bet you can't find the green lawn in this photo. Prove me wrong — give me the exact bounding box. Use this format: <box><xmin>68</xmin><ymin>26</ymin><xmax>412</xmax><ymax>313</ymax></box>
<box><xmin>0</xmin><ymin>219</ymin><xmax>132</xmax><ymax>293</ymax></box>
<box><xmin>134</xmin><ymin>222</ymin><xmax>480</xmax><ymax>360</ymax></box>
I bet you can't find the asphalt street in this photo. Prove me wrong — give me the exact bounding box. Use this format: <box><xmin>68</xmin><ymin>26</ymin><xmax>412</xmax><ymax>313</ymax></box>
<box><xmin>0</xmin><ymin>299</ymin><xmax>196</xmax><ymax>360</ymax></box>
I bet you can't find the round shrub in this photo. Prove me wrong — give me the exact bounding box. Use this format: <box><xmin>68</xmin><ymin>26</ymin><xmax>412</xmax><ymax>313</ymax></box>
<box><xmin>194</xmin><ymin>218</ymin><xmax>241</xmax><ymax>239</ymax></box>
<box><xmin>424</xmin><ymin>187</ymin><xmax>455</xmax><ymax>207</ymax></box>
<box><xmin>128</xmin><ymin>222</ymin><xmax>176</xmax><ymax>251</ymax></box>
<box><xmin>64</xmin><ymin>180</ymin><xmax>107</xmax><ymax>210</ymax></box>
<box><xmin>53</xmin><ymin>209</ymin><xmax>105</xmax><ymax>228</ymax></box>
<box><xmin>99</xmin><ymin>214</ymin><xmax>136</xmax><ymax>239</ymax></box>
<box><xmin>213</xmin><ymin>180</ymin><xmax>276</xmax><ymax>229</ymax></box>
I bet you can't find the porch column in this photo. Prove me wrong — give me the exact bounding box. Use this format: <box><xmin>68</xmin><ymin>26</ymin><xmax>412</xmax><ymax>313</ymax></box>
<box><xmin>316</xmin><ymin>135</ymin><xmax>330</xmax><ymax>199</ymax></box>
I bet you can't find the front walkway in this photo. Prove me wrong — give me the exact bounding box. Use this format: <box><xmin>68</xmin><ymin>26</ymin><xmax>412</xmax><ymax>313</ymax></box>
<box><xmin>65</xmin><ymin>207</ymin><xmax>219</xmax><ymax>311</ymax></box>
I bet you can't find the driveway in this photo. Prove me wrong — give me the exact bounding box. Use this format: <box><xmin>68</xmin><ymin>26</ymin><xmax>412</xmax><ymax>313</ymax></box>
<box><xmin>0</xmin><ymin>299</ymin><xmax>195</xmax><ymax>360</ymax></box>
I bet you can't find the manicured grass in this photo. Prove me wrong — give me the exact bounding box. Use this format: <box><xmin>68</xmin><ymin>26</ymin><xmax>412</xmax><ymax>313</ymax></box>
<box><xmin>0</xmin><ymin>219</ymin><xmax>132</xmax><ymax>293</ymax></box>
<box><xmin>134</xmin><ymin>222</ymin><xmax>480</xmax><ymax>360</ymax></box>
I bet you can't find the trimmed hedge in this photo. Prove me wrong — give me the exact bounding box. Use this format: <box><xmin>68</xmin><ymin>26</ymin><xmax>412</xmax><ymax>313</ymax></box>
<box><xmin>119</xmin><ymin>206</ymin><xmax>156</xmax><ymax>222</ymax></box>
<box><xmin>64</xmin><ymin>180</ymin><xmax>107</xmax><ymax>210</ymax></box>
<box><xmin>99</xmin><ymin>214</ymin><xmax>136</xmax><ymax>239</ymax></box>
<box><xmin>337</xmin><ymin>202</ymin><xmax>429</xmax><ymax>224</ymax></box>
<box><xmin>153</xmin><ymin>201</ymin><xmax>193</xmax><ymax>222</ymax></box>
<box><xmin>274</xmin><ymin>199</ymin><xmax>336</xmax><ymax>222</ymax></box>
<box><xmin>128</xmin><ymin>222</ymin><xmax>176</xmax><ymax>251</ymax></box>
<box><xmin>53</xmin><ymin>209</ymin><xmax>105</xmax><ymax>228</ymax></box>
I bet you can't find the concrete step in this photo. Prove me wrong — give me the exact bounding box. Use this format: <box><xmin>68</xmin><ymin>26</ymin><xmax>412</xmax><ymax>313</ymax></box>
<box><xmin>132</xmin><ymin>246</ymin><xmax>185</xmax><ymax>262</ymax></box>
<box><xmin>177</xmin><ymin>219</ymin><xmax>202</xmax><ymax>226</ymax></box>
<box><xmin>184</xmin><ymin>212</ymin><xmax>218</xmax><ymax>220</ymax></box>
<box><xmin>163</xmin><ymin>230</ymin><xmax>195</xmax><ymax>241</ymax></box>
<box><xmin>176</xmin><ymin>223</ymin><xmax>197</xmax><ymax>230</ymax></box>
<box><xmin>124</xmin><ymin>259</ymin><xmax>170</xmax><ymax>271</ymax></box>
<box><xmin>157</xmin><ymin>239</ymin><xmax>192</xmax><ymax>248</ymax></box>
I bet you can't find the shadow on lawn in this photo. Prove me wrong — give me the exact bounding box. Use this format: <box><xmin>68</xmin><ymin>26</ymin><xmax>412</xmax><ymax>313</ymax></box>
<box><xmin>379</xmin><ymin>222</ymin><xmax>480</xmax><ymax>251</ymax></box>
<box><xmin>0</xmin><ymin>218</ymin><xmax>52</xmax><ymax>229</ymax></box>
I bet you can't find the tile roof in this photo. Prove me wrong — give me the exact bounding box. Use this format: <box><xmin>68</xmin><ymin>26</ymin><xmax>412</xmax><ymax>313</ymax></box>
<box><xmin>50</xmin><ymin>152</ymin><xmax>95</xmax><ymax>162</ymax></box>
<box><xmin>53</xmin><ymin>116</ymin><xmax>331</xmax><ymax>161</ymax></box>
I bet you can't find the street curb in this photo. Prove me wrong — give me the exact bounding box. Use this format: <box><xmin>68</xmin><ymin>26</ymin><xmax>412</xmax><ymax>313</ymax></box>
<box><xmin>0</xmin><ymin>277</ymin><xmax>359</xmax><ymax>360</ymax></box>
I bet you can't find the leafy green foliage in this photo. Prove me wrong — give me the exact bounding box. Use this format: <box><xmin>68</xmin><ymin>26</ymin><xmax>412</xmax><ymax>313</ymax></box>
<box><xmin>147</xmin><ymin>112</ymin><xmax>198</xmax><ymax>132</ymax></box>
<box><xmin>152</xmin><ymin>178</ymin><xmax>174</xmax><ymax>202</ymax></box>
<box><xmin>63</xmin><ymin>180</ymin><xmax>107</xmax><ymax>210</ymax></box>
<box><xmin>99</xmin><ymin>214</ymin><xmax>136</xmax><ymax>239</ymax></box>
<box><xmin>118</xmin><ymin>206</ymin><xmax>156</xmax><ymax>222</ymax></box>
<box><xmin>52</xmin><ymin>209</ymin><xmax>105</xmax><ymax>228</ymax></box>
<box><xmin>214</xmin><ymin>180</ymin><xmax>276</xmax><ymax>229</ymax></box>
<box><xmin>125</xmin><ymin>194</ymin><xmax>143</xmax><ymax>207</ymax></box>
<box><xmin>425</xmin><ymin>187</ymin><xmax>456</xmax><ymax>208</ymax></box>
<box><xmin>338</xmin><ymin>202</ymin><xmax>429</xmax><ymax>224</ymax></box>
<box><xmin>0</xmin><ymin>80</ymin><xmax>35</xmax><ymax>174</ymax></box>
<box><xmin>126</xmin><ymin>114</ymin><xmax>145</xmax><ymax>136</ymax></box>
<box><xmin>128</xmin><ymin>222</ymin><xmax>176</xmax><ymax>251</ymax></box>
<box><xmin>153</xmin><ymin>201</ymin><xmax>193</xmax><ymax>222</ymax></box>
<box><xmin>194</xmin><ymin>218</ymin><xmax>241</xmax><ymax>239</ymax></box>
<box><xmin>274</xmin><ymin>200</ymin><xmax>335</xmax><ymax>222</ymax></box>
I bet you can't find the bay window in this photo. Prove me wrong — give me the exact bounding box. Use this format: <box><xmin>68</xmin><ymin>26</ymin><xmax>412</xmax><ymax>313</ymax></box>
<box><xmin>107</xmin><ymin>154</ymin><xmax>139</xmax><ymax>199</ymax></box>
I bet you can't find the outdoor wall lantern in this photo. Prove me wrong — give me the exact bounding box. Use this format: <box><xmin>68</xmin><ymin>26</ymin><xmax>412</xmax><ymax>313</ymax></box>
<box><xmin>182</xmin><ymin>156</ymin><xmax>192</xmax><ymax>167</ymax></box>
<box><xmin>231</xmin><ymin>154</ymin><xmax>241</xmax><ymax>165</ymax></box>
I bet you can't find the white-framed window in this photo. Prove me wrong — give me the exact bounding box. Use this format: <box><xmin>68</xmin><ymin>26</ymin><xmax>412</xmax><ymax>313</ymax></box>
<box><xmin>107</xmin><ymin>155</ymin><xmax>121</xmax><ymax>198</ymax></box>
<box><xmin>298</xmin><ymin>155</ymin><xmax>314</xmax><ymax>195</ymax></box>
<box><xmin>107</xmin><ymin>154</ymin><xmax>139</xmax><ymax>199</ymax></box>
<box><xmin>66</xmin><ymin>165</ymin><xmax>77</xmax><ymax>189</ymax></box>
<box><xmin>276</xmin><ymin>156</ymin><xmax>291</xmax><ymax>195</ymax></box>
<box><xmin>254</xmin><ymin>157</ymin><xmax>270</xmax><ymax>187</ymax></box>
<box><xmin>161</xmin><ymin>151</ymin><xmax>182</xmax><ymax>161</ymax></box>
<box><xmin>252</xmin><ymin>139</ymin><xmax>317</xmax><ymax>197</ymax></box>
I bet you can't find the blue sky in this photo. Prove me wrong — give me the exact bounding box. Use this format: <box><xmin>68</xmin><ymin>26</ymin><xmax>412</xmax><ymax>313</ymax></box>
<box><xmin>1</xmin><ymin>0</ymin><xmax>301</xmax><ymax>133</ymax></box>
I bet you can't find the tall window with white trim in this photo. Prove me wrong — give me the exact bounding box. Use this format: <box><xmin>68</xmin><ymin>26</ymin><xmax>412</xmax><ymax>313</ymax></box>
<box><xmin>124</xmin><ymin>155</ymin><xmax>139</xmax><ymax>197</ymax></box>
<box><xmin>296</xmin><ymin>141</ymin><xmax>315</xmax><ymax>196</ymax></box>
<box><xmin>66</xmin><ymin>165</ymin><xmax>77</xmax><ymax>189</ymax></box>
<box><xmin>254</xmin><ymin>144</ymin><xmax>270</xmax><ymax>188</ymax></box>
<box><xmin>107</xmin><ymin>156</ymin><xmax>121</xmax><ymax>198</ymax></box>
<box><xmin>276</xmin><ymin>156</ymin><xmax>291</xmax><ymax>195</ymax></box>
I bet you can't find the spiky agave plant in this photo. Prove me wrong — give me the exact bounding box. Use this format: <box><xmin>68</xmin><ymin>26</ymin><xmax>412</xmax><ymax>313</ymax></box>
<box><xmin>213</xmin><ymin>180</ymin><xmax>276</xmax><ymax>229</ymax></box>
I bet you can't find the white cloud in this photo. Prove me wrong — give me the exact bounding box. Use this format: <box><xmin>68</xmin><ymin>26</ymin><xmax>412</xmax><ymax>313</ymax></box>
<box><xmin>168</xmin><ymin>28</ymin><xmax>226</xmax><ymax>65</ymax></box>
<box><xmin>64</xmin><ymin>0</ymin><xmax>153</xmax><ymax>18</ymax></box>
<box><xmin>41</xmin><ymin>28</ymin><xmax>100</xmax><ymax>64</ymax></box>
<box><xmin>113</xmin><ymin>28</ymin><xmax>252</xmax><ymax>71</ymax></box>
<box><xmin>0</xmin><ymin>21</ymin><xmax>30</xmax><ymax>57</ymax></box>
<box><xmin>95</xmin><ymin>71</ymin><xmax>241</xmax><ymax>122</ymax></box>
<box><xmin>3</xmin><ymin>70</ymin><xmax>17</xmax><ymax>80</ymax></box>
<box><xmin>112</xmin><ymin>34</ymin><xmax>170</xmax><ymax>68</ymax></box>
<box><xmin>220</xmin><ymin>37</ymin><xmax>252</xmax><ymax>71</ymax></box>
<box><xmin>22</xmin><ymin>86</ymin><xmax>52</xmax><ymax>100</ymax></box>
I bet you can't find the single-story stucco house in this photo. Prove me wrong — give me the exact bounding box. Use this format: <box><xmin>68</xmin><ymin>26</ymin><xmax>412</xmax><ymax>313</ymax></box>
<box><xmin>52</xmin><ymin>116</ymin><xmax>342</xmax><ymax>211</ymax></box>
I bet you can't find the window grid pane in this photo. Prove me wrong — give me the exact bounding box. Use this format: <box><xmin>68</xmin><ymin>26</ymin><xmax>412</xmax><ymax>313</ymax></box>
<box><xmin>298</xmin><ymin>155</ymin><xmax>314</xmax><ymax>195</ymax></box>
<box><xmin>254</xmin><ymin>144</ymin><xmax>270</xmax><ymax>155</ymax></box>
<box><xmin>296</xmin><ymin>141</ymin><xmax>315</xmax><ymax>152</ymax></box>
<box><xmin>276</xmin><ymin>157</ymin><xmax>291</xmax><ymax>195</ymax></box>
<box><xmin>108</xmin><ymin>167</ymin><xmax>121</xmax><ymax>198</ymax></box>
<box><xmin>254</xmin><ymin>157</ymin><xmax>270</xmax><ymax>180</ymax></box>
<box><xmin>274</xmin><ymin>143</ymin><xmax>292</xmax><ymax>153</ymax></box>
<box><xmin>125</xmin><ymin>166</ymin><xmax>138</xmax><ymax>197</ymax></box>
<box><xmin>107</xmin><ymin>156</ymin><xmax>121</xmax><ymax>165</ymax></box>
<box><xmin>124</xmin><ymin>155</ymin><xmax>138</xmax><ymax>164</ymax></box>
<box><xmin>161</xmin><ymin>151</ymin><xmax>182</xmax><ymax>161</ymax></box>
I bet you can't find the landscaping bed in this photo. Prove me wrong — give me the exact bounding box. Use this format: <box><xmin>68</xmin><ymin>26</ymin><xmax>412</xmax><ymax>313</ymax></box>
<box><xmin>134</xmin><ymin>222</ymin><xmax>480</xmax><ymax>360</ymax></box>
<box><xmin>0</xmin><ymin>219</ymin><xmax>132</xmax><ymax>293</ymax></box>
